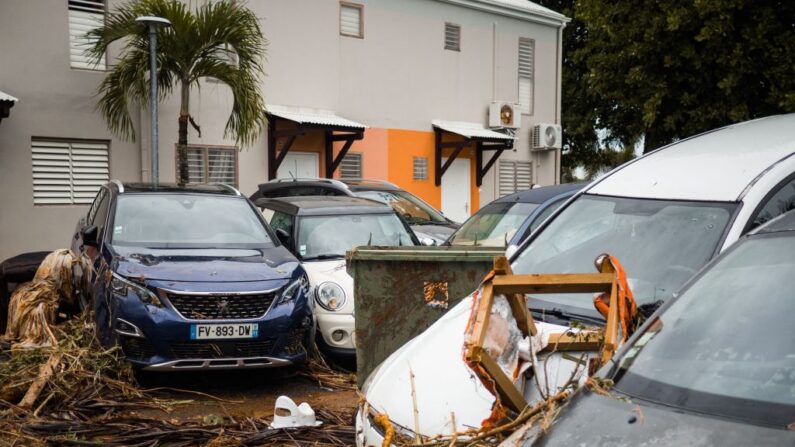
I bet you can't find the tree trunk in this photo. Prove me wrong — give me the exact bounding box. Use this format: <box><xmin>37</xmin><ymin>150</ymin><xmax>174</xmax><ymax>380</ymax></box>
<box><xmin>176</xmin><ymin>80</ymin><xmax>190</xmax><ymax>186</ymax></box>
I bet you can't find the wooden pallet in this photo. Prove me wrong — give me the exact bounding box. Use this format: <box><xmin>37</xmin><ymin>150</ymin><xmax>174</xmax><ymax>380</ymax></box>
<box><xmin>464</xmin><ymin>256</ymin><xmax>621</xmax><ymax>413</ymax></box>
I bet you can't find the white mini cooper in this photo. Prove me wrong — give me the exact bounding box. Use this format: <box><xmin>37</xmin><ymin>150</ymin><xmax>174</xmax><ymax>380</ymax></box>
<box><xmin>256</xmin><ymin>196</ymin><xmax>418</xmax><ymax>358</ymax></box>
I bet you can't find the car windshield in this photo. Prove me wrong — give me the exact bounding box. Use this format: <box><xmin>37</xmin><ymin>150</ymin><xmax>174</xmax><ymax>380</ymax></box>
<box><xmin>613</xmin><ymin>234</ymin><xmax>795</xmax><ymax>427</ymax></box>
<box><xmin>111</xmin><ymin>194</ymin><xmax>273</xmax><ymax>248</ymax></box>
<box><xmin>513</xmin><ymin>194</ymin><xmax>736</xmax><ymax>317</ymax></box>
<box><xmin>448</xmin><ymin>202</ymin><xmax>538</xmax><ymax>247</ymax></box>
<box><xmin>297</xmin><ymin>213</ymin><xmax>415</xmax><ymax>260</ymax></box>
<box><xmin>354</xmin><ymin>190</ymin><xmax>447</xmax><ymax>225</ymax></box>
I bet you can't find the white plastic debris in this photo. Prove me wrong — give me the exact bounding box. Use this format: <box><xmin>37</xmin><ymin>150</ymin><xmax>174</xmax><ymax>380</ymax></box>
<box><xmin>269</xmin><ymin>395</ymin><xmax>322</xmax><ymax>428</ymax></box>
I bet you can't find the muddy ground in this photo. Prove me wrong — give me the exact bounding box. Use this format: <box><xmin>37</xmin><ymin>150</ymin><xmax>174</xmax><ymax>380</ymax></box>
<box><xmin>132</xmin><ymin>367</ymin><xmax>359</xmax><ymax>424</ymax></box>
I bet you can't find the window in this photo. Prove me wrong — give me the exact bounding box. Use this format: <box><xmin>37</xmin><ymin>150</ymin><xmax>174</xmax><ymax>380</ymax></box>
<box><xmin>413</xmin><ymin>157</ymin><xmax>429</xmax><ymax>181</ymax></box>
<box><xmin>340</xmin><ymin>2</ymin><xmax>363</xmax><ymax>38</ymax></box>
<box><xmin>748</xmin><ymin>176</ymin><xmax>795</xmax><ymax>230</ymax></box>
<box><xmin>68</xmin><ymin>0</ymin><xmax>106</xmax><ymax>70</ymax></box>
<box><xmin>444</xmin><ymin>23</ymin><xmax>461</xmax><ymax>51</ymax></box>
<box><xmin>518</xmin><ymin>38</ymin><xmax>534</xmax><ymax>115</ymax></box>
<box><xmin>91</xmin><ymin>188</ymin><xmax>111</xmax><ymax>240</ymax></box>
<box><xmin>182</xmin><ymin>146</ymin><xmax>238</xmax><ymax>187</ymax></box>
<box><xmin>339</xmin><ymin>152</ymin><xmax>362</xmax><ymax>180</ymax></box>
<box><xmin>498</xmin><ymin>160</ymin><xmax>532</xmax><ymax>196</ymax></box>
<box><xmin>31</xmin><ymin>139</ymin><xmax>110</xmax><ymax>205</ymax></box>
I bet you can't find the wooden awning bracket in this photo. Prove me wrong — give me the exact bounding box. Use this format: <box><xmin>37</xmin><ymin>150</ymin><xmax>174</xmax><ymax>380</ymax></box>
<box><xmin>434</xmin><ymin>128</ymin><xmax>514</xmax><ymax>187</ymax></box>
<box><xmin>266</xmin><ymin>114</ymin><xmax>364</xmax><ymax>179</ymax></box>
<box><xmin>464</xmin><ymin>256</ymin><xmax>621</xmax><ymax>413</ymax></box>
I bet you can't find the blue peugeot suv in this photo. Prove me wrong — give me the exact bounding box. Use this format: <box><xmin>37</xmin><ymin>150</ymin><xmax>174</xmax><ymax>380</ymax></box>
<box><xmin>70</xmin><ymin>181</ymin><xmax>313</xmax><ymax>371</ymax></box>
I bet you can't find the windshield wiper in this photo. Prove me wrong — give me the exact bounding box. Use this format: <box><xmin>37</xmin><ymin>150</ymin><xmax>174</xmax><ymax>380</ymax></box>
<box><xmin>529</xmin><ymin>307</ymin><xmax>605</xmax><ymax>325</ymax></box>
<box><xmin>301</xmin><ymin>253</ymin><xmax>345</xmax><ymax>261</ymax></box>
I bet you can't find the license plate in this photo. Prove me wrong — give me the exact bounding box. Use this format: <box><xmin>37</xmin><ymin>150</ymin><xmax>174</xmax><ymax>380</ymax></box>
<box><xmin>190</xmin><ymin>323</ymin><xmax>258</xmax><ymax>340</ymax></box>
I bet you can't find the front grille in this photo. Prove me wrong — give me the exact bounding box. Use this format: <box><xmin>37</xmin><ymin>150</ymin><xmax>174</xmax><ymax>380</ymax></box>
<box><xmin>171</xmin><ymin>340</ymin><xmax>276</xmax><ymax>359</ymax></box>
<box><xmin>120</xmin><ymin>336</ymin><xmax>156</xmax><ymax>360</ymax></box>
<box><xmin>171</xmin><ymin>342</ymin><xmax>224</xmax><ymax>359</ymax></box>
<box><xmin>166</xmin><ymin>292</ymin><xmax>278</xmax><ymax>320</ymax></box>
<box><xmin>234</xmin><ymin>339</ymin><xmax>275</xmax><ymax>357</ymax></box>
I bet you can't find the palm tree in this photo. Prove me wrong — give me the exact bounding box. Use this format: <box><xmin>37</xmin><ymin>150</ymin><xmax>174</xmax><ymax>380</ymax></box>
<box><xmin>86</xmin><ymin>0</ymin><xmax>267</xmax><ymax>184</ymax></box>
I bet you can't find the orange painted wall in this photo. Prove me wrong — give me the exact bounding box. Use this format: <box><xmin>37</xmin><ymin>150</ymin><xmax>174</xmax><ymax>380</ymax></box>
<box><xmin>386</xmin><ymin>129</ymin><xmax>479</xmax><ymax>213</ymax></box>
<box><xmin>332</xmin><ymin>128</ymin><xmax>388</xmax><ymax>180</ymax></box>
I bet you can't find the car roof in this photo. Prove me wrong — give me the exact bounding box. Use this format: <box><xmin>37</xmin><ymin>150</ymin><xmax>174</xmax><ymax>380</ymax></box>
<box><xmin>588</xmin><ymin>114</ymin><xmax>795</xmax><ymax>202</ymax></box>
<box><xmin>256</xmin><ymin>178</ymin><xmax>350</xmax><ymax>192</ymax></box>
<box><xmin>255</xmin><ymin>196</ymin><xmax>395</xmax><ymax>216</ymax></box>
<box><xmin>342</xmin><ymin>179</ymin><xmax>400</xmax><ymax>191</ymax></box>
<box><xmin>114</xmin><ymin>182</ymin><xmax>240</xmax><ymax>196</ymax></box>
<box><xmin>749</xmin><ymin>209</ymin><xmax>795</xmax><ymax>235</ymax></box>
<box><xmin>494</xmin><ymin>183</ymin><xmax>585</xmax><ymax>204</ymax></box>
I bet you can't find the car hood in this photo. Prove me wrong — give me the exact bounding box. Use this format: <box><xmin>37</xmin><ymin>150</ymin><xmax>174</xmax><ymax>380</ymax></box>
<box><xmin>533</xmin><ymin>390</ymin><xmax>794</xmax><ymax>447</ymax></box>
<box><xmin>412</xmin><ymin>224</ymin><xmax>457</xmax><ymax>244</ymax></box>
<box><xmin>362</xmin><ymin>295</ymin><xmax>573</xmax><ymax>437</ymax></box>
<box><xmin>111</xmin><ymin>246</ymin><xmax>299</xmax><ymax>282</ymax></box>
<box><xmin>302</xmin><ymin>259</ymin><xmax>354</xmax><ymax>314</ymax></box>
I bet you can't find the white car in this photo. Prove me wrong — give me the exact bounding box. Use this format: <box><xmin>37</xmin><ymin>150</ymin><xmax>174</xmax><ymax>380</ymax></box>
<box><xmin>357</xmin><ymin>114</ymin><xmax>795</xmax><ymax>445</ymax></box>
<box><xmin>256</xmin><ymin>196</ymin><xmax>419</xmax><ymax>357</ymax></box>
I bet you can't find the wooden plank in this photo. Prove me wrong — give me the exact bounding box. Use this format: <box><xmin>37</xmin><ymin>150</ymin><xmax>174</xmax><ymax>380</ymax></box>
<box><xmin>19</xmin><ymin>352</ymin><xmax>62</xmax><ymax>409</ymax></box>
<box><xmin>493</xmin><ymin>257</ymin><xmax>537</xmax><ymax>337</ymax></box>
<box><xmin>601</xmin><ymin>280</ymin><xmax>620</xmax><ymax>365</ymax></box>
<box><xmin>469</xmin><ymin>282</ymin><xmax>494</xmax><ymax>348</ymax></box>
<box><xmin>473</xmin><ymin>346</ymin><xmax>527</xmax><ymax>413</ymax></box>
<box><xmin>492</xmin><ymin>273</ymin><xmax>614</xmax><ymax>295</ymax></box>
<box><xmin>541</xmin><ymin>332</ymin><xmax>602</xmax><ymax>352</ymax></box>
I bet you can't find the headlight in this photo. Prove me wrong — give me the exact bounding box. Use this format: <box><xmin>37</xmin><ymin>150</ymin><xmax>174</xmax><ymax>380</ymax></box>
<box><xmin>315</xmin><ymin>282</ymin><xmax>346</xmax><ymax>311</ymax></box>
<box><xmin>279</xmin><ymin>275</ymin><xmax>310</xmax><ymax>304</ymax></box>
<box><xmin>110</xmin><ymin>272</ymin><xmax>162</xmax><ymax>307</ymax></box>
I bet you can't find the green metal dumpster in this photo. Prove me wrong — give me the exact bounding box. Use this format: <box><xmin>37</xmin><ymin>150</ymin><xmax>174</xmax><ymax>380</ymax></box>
<box><xmin>346</xmin><ymin>246</ymin><xmax>504</xmax><ymax>386</ymax></box>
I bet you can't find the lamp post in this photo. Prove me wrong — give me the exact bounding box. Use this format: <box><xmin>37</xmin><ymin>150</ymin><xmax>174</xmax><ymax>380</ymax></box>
<box><xmin>135</xmin><ymin>16</ymin><xmax>171</xmax><ymax>187</ymax></box>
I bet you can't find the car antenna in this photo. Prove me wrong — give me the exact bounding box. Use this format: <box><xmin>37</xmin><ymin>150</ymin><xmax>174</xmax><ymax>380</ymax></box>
<box><xmin>398</xmin><ymin>234</ymin><xmax>403</xmax><ymax>246</ymax></box>
<box><xmin>504</xmin><ymin>233</ymin><xmax>509</xmax><ymax>247</ymax></box>
<box><xmin>474</xmin><ymin>233</ymin><xmax>479</xmax><ymax>247</ymax></box>
<box><xmin>367</xmin><ymin>232</ymin><xmax>373</xmax><ymax>246</ymax></box>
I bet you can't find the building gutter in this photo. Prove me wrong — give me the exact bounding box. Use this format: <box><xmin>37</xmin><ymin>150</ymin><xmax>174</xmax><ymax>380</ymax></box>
<box><xmin>554</xmin><ymin>22</ymin><xmax>565</xmax><ymax>184</ymax></box>
<box><xmin>434</xmin><ymin>0</ymin><xmax>570</xmax><ymax>27</ymax></box>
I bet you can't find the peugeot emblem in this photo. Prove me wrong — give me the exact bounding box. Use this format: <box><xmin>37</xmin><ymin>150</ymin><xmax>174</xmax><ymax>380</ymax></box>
<box><xmin>217</xmin><ymin>299</ymin><xmax>230</xmax><ymax>318</ymax></box>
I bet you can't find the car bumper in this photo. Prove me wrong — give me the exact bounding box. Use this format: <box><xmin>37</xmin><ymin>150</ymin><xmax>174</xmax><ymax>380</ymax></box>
<box><xmin>356</xmin><ymin>406</ymin><xmax>385</xmax><ymax>447</ymax></box>
<box><xmin>316</xmin><ymin>312</ymin><xmax>355</xmax><ymax>353</ymax></box>
<box><xmin>105</xmin><ymin>283</ymin><xmax>314</xmax><ymax>371</ymax></box>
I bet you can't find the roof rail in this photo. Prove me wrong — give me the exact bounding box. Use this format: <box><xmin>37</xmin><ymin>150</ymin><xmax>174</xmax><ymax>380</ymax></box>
<box><xmin>214</xmin><ymin>183</ymin><xmax>241</xmax><ymax>196</ymax></box>
<box><xmin>268</xmin><ymin>177</ymin><xmax>349</xmax><ymax>188</ymax></box>
<box><xmin>341</xmin><ymin>178</ymin><xmax>398</xmax><ymax>188</ymax></box>
<box><xmin>110</xmin><ymin>179</ymin><xmax>124</xmax><ymax>193</ymax></box>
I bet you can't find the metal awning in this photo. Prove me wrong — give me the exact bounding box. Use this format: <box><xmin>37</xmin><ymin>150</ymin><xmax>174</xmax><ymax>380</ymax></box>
<box><xmin>0</xmin><ymin>90</ymin><xmax>18</xmax><ymax>124</ymax></box>
<box><xmin>265</xmin><ymin>105</ymin><xmax>367</xmax><ymax>179</ymax></box>
<box><xmin>267</xmin><ymin>105</ymin><xmax>367</xmax><ymax>130</ymax></box>
<box><xmin>432</xmin><ymin>120</ymin><xmax>515</xmax><ymax>187</ymax></box>
<box><xmin>432</xmin><ymin>120</ymin><xmax>515</xmax><ymax>141</ymax></box>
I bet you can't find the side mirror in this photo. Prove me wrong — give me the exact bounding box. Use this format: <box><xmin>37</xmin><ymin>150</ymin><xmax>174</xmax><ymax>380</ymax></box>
<box><xmin>275</xmin><ymin>228</ymin><xmax>291</xmax><ymax>247</ymax></box>
<box><xmin>505</xmin><ymin>244</ymin><xmax>519</xmax><ymax>259</ymax></box>
<box><xmin>420</xmin><ymin>237</ymin><xmax>436</xmax><ymax>246</ymax></box>
<box><xmin>82</xmin><ymin>226</ymin><xmax>99</xmax><ymax>248</ymax></box>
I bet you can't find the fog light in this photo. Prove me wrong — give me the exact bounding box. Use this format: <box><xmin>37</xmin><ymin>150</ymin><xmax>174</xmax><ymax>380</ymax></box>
<box><xmin>331</xmin><ymin>330</ymin><xmax>346</xmax><ymax>342</ymax></box>
<box><xmin>115</xmin><ymin>318</ymin><xmax>144</xmax><ymax>338</ymax></box>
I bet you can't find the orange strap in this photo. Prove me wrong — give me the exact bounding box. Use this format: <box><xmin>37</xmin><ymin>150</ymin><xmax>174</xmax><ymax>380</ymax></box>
<box><xmin>593</xmin><ymin>255</ymin><xmax>638</xmax><ymax>341</ymax></box>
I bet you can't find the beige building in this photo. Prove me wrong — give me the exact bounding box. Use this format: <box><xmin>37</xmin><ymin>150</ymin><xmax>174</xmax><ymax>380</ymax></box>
<box><xmin>0</xmin><ymin>0</ymin><xmax>568</xmax><ymax>260</ymax></box>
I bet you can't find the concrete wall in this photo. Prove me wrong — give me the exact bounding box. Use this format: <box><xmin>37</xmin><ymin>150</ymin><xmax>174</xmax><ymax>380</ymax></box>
<box><xmin>0</xmin><ymin>0</ymin><xmax>564</xmax><ymax>260</ymax></box>
<box><xmin>0</xmin><ymin>0</ymin><xmax>141</xmax><ymax>261</ymax></box>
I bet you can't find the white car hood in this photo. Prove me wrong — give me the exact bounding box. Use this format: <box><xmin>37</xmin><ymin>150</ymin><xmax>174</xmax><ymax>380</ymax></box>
<box><xmin>302</xmin><ymin>259</ymin><xmax>354</xmax><ymax>314</ymax></box>
<box><xmin>363</xmin><ymin>295</ymin><xmax>572</xmax><ymax>437</ymax></box>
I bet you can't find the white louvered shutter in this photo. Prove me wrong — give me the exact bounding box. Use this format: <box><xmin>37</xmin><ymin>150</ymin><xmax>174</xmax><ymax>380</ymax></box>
<box><xmin>339</xmin><ymin>152</ymin><xmax>362</xmax><ymax>180</ymax></box>
<box><xmin>186</xmin><ymin>148</ymin><xmax>206</xmax><ymax>183</ymax></box>
<box><xmin>444</xmin><ymin>23</ymin><xmax>461</xmax><ymax>51</ymax></box>
<box><xmin>68</xmin><ymin>0</ymin><xmax>105</xmax><ymax>70</ymax></box>
<box><xmin>413</xmin><ymin>157</ymin><xmax>428</xmax><ymax>181</ymax></box>
<box><xmin>499</xmin><ymin>160</ymin><xmax>532</xmax><ymax>197</ymax></box>
<box><xmin>518</xmin><ymin>38</ymin><xmax>534</xmax><ymax>115</ymax></box>
<box><xmin>340</xmin><ymin>3</ymin><xmax>363</xmax><ymax>37</ymax></box>
<box><xmin>207</xmin><ymin>148</ymin><xmax>236</xmax><ymax>184</ymax></box>
<box><xmin>32</xmin><ymin>140</ymin><xmax>109</xmax><ymax>205</ymax></box>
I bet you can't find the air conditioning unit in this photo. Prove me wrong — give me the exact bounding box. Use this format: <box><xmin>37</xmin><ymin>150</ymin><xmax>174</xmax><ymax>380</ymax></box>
<box><xmin>532</xmin><ymin>123</ymin><xmax>562</xmax><ymax>150</ymax></box>
<box><xmin>488</xmin><ymin>101</ymin><xmax>521</xmax><ymax>129</ymax></box>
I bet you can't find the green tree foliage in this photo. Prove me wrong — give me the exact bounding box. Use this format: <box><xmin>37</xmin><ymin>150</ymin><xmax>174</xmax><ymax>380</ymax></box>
<box><xmin>86</xmin><ymin>0</ymin><xmax>267</xmax><ymax>184</ymax></box>
<box><xmin>540</xmin><ymin>0</ymin><xmax>795</xmax><ymax>177</ymax></box>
